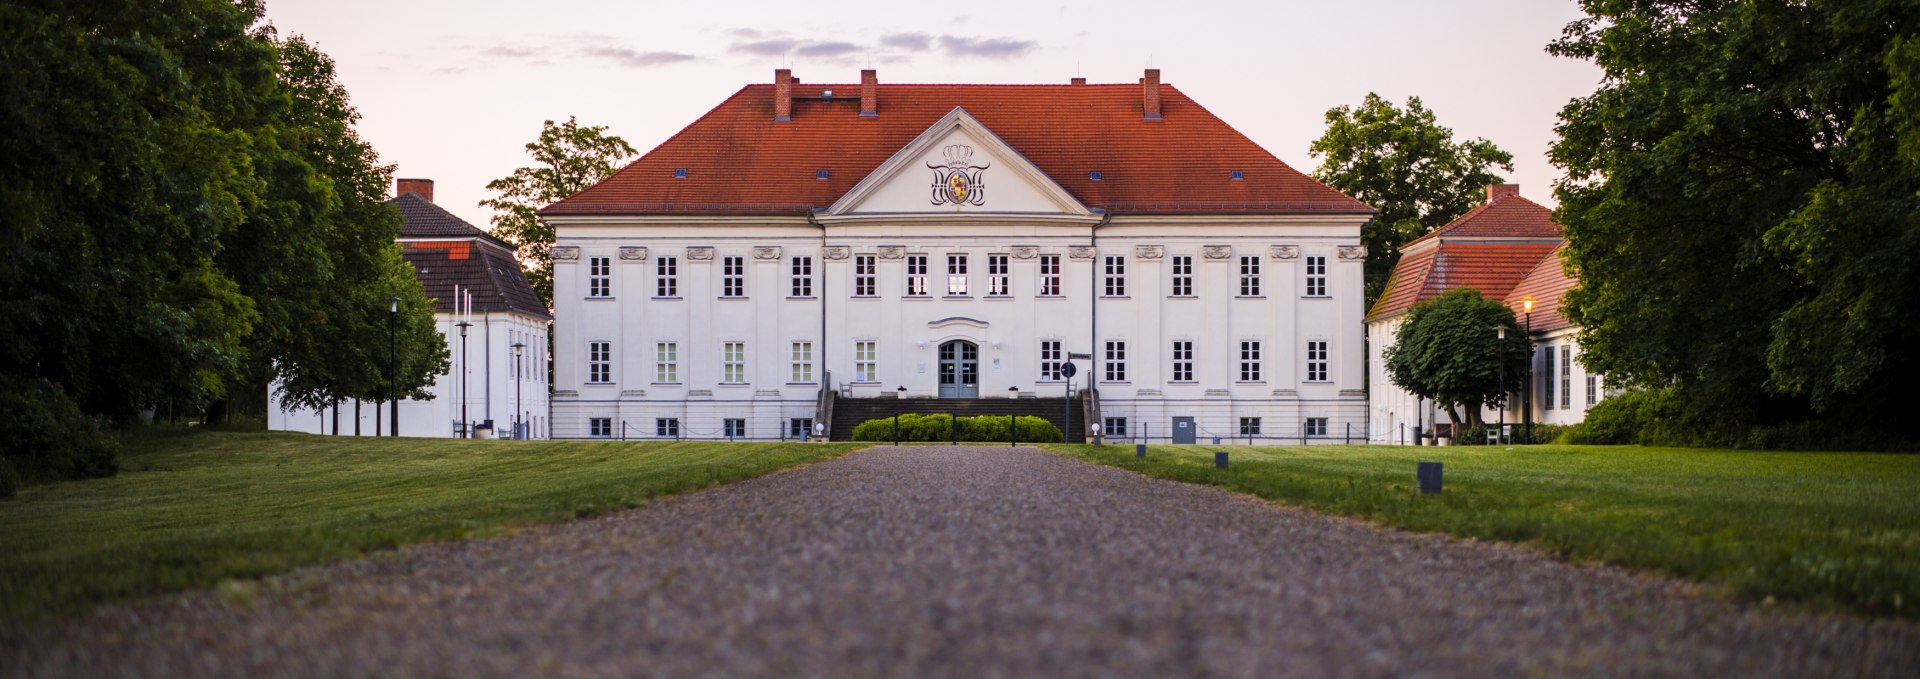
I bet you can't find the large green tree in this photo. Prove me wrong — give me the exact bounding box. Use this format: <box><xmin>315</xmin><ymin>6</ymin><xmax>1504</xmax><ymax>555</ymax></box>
<box><xmin>1550</xmin><ymin>0</ymin><xmax>1920</xmax><ymax>442</ymax></box>
<box><xmin>1384</xmin><ymin>289</ymin><xmax>1530</xmax><ymax>429</ymax></box>
<box><xmin>483</xmin><ymin>117</ymin><xmax>635</xmax><ymax>306</ymax></box>
<box><xmin>1310</xmin><ymin>93</ymin><xmax>1515</xmax><ymax>304</ymax></box>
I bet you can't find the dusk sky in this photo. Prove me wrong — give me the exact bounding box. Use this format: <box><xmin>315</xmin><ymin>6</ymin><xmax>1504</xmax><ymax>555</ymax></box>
<box><xmin>268</xmin><ymin>0</ymin><xmax>1603</xmax><ymax>228</ymax></box>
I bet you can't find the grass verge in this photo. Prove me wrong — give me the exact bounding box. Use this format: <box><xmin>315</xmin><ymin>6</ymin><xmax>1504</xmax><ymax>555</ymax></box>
<box><xmin>0</xmin><ymin>431</ymin><xmax>865</xmax><ymax>623</ymax></box>
<box><xmin>1046</xmin><ymin>443</ymin><xmax>1920</xmax><ymax>619</ymax></box>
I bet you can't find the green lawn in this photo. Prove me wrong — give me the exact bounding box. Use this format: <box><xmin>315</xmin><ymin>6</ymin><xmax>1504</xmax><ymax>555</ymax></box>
<box><xmin>0</xmin><ymin>431</ymin><xmax>865</xmax><ymax>623</ymax></box>
<box><xmin>1048</xmin><ymin>443</ymin><xmax>1920</xmax><ymax>619</ymax></box>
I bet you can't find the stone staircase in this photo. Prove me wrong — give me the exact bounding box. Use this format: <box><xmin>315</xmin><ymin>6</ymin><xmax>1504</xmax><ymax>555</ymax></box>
<box><xmin>829</xmin><ymin>396</ymin><xmax>1084</xmax><ymax>442</ymax></box>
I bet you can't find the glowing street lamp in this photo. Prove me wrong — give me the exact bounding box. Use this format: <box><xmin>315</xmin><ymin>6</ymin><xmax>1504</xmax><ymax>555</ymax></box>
<box><xmin>1522</xmin><ymin>297</ymin><xmax>1535</xmax><ymax>444</ymax></box>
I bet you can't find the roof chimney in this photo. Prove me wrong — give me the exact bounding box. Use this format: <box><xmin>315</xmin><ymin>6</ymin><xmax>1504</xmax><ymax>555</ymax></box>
<box><xmin>1142</xmin><ymin>68</ymin><xmax>1162</xmax><ymax>120</ymax></box>
<box><xmin>1487</xmin><ymin>183</ymin><xmax>1520</xmax><ymax>203</ymax></box>
<box><xmin>774</xmin><ymin>68</ymin><xmax>793</xmax><ymax>122</ymax></box>
<box><xmin>860</xmin><ymin>69</ymin><xmax>878</xmax><ymax>118</ymax></box>
<box><xmin>1070</xmin><ymin>77</ymin><xmax>1086</xmax><ymax>85</ymax></box>
<box><xmin>396</xmin><ymin>178</ymin><xmax>433</xmax><ymax>202</ymax></box>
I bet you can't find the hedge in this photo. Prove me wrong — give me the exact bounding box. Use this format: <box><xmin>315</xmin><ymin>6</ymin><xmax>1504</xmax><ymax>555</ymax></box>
<box><xmin>849</xmin><ymin>413</ymin><xmax>1063</xmax><ymax>443</ymax></box>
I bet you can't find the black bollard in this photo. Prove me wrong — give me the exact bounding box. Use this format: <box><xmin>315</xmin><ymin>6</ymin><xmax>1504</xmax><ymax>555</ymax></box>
<box><xmin>1215</xmin><ymin>451</ymin><xmax>1229</xmax><ymax>469</ymax></box>
<box><xmin>1418</xmin><ymin>461</ymin><xmax>1443</xmax><ymax>494</ymax></box>
<box><xmin>892</xmin><ymin>414</ymin><xmax>900</xmax><ymax>446</ymax></box>
<box><xmin>1136</xmin><ymin>443</ymin><xmax>1146</xmax><ymax>459</ymax></box>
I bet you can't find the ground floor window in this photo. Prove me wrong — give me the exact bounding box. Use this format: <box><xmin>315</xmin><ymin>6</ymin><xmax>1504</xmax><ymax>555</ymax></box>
<box><xmin>1239</xmin><ymin>417</ymin><xmax>1262</xmax><ymax>437</ymax></box>
<box><xmin>656</xmin><ymin>418</ymin><xmax>679</xmax><ymax>438</ymax></box>
<box><xmin>790</xmin><ymin>418</ymin><xmax>814</xmax><ymax>439</ymax></box>
<box><xmin>590</xmin><ymin>417</ymin><xmax>612</xmax><ymax>438</ymax></box>
<box><xmin>1305</xmin><ymin>417</ymin><xmax>1327</xmax><ymax>437</ymax></box>
<box><xmin>1104</xmin><ymin>417</ymin><xmax>1128</xmax><ymax>438</ymax></box>
<box><xmin>724</xmin><ymin>418</ymin><xmax>747</xmax><ymax>438</ymax></box>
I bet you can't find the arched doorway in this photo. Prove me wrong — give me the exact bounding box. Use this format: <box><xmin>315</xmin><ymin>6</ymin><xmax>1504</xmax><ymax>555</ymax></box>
<box><xmin>938</xmin><ymin>340</ymin><xmax>979</xmax><ymax>398</ymax></box>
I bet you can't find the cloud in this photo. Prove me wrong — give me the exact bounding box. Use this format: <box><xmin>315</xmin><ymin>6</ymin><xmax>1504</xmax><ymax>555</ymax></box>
<box><xmin>730</xmin><ymin>38</ymin><xmax>800</xmax><ymax>56</ymax></box>
<box><xmin>937</xmin><ymin>35</ymin><xmax>1038</xmax><ymax>60</ymax></box>
<box><xmin>729</xmin><ymin>28</ymin><xmax>763</xmax><ymax>39</ymax></box>
<box><xmin>794</xmin><ymin>41</ymin><xmax>862</xmax><ymax>58</ymax></box>
<box><xmin>879</xmin><ymin>33</ymin><xmax>932</xmax><ymax>51</ymax></box>
<box><xmin>580</xmin><ymin>46</ymin><xmax>699</xmax><ymax>68</ymax></box>
<box><xmin>481</xmin><ymin>45</ymin><xmax>547</xmax><ymax>59</ymax></box>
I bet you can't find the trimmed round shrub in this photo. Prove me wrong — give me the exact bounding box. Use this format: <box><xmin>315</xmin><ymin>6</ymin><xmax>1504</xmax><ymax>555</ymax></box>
<box><xmin>850</xmin><ymin>413</ymin><xmax>1062</xmax><ymax>443</ymax></box>
<box><xmin>1561</xmin><ymin>388</ymin><xmax>1665</xmax><ymax>445</ymax></box>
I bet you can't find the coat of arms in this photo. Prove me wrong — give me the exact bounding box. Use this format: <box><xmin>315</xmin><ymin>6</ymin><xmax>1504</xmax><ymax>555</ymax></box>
<box><xmin>928</xmin><ymin>145</ymin><xmax>989</xmax><ymax>206</ymax></box>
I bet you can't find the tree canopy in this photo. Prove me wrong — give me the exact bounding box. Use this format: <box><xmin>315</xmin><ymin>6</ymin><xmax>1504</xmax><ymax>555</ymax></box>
<box><xmin>483</xmin><ymin>118</ymin><xmax>636</xmax><ymax>306</ymax></box>
<box><xmin>1310</xmin><ymin>93</ymin><xmax>1514</xmax><ymax>305</ymax></box>
<box><xmin>1384</xmin><ymin>289</ymin><xmax>1530</xmax><ymax>428</ymax></box>
<box><xmin>1550</xmin><ymin>0</ymin><xmax>1920</xmax><ymax>443</ymax></box>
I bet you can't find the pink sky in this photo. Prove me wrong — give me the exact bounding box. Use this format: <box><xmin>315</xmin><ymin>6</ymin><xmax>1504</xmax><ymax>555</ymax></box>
<box><xmin>267</xmin><ymin>0</ymin><xmax>1601</xmax><ymax>228</ymax></box>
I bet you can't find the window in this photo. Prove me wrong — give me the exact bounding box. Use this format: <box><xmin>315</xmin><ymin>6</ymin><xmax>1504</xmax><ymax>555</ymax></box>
<box><xmin>1104</xmin><ymin>417</ymin><xmax>1128</xmax><ymax>438</ymax></box>
<box><xmin>946</xmin><ymin>254</ymin><xmax>969</xmax><ymax>295</ymax></box>
<box><xmin>1104</xmin><ymin>340</ymin><xmax>1127</xmax><ymax>382</ymax></box>
<box><xmin>1562</xmin><ymin>347</ymin><xmax>1573</xmax><ymax>408</ymax></box>
<box><xmin>721</xmin><ymin>256</ymin><xmax>745</xmax><ymax>298</ymax></box>
<box><xmin>588</xmin><ymin>256</ymin><xmax>612</xmax><ymax>298</ymax></box>
<box><xmin>1171</xmin><ymin>341</ymin><xmax>1194</xmax><ymax>382</ymax></box>
<box><xmin>1306</xmin><ymin>340</ymin><xmax>1328</xmax><ymax>382</ymax></box>
<box><xmin>854</xmin><ymin>254</ymin><xmax>877</xmax><ymax>296</ymax></box>
<box><xmin>1586</xmin><ymin>374</ymin><xmax>1598</xmax><ymax>409</ymax></box>
<box><xmin>1038</xmin><ymin>255</ymin><xmax>1062</xmax><ymax>296</ymax></box>
<box><xmin>724</xmin><ymin>418</ymin><xmax>746</xmax><ymax>438</ymax></box>
<box><xmin>1240</xmin><ymin>340</ymin><xmax>1263</xmax><ymax>382</ymax></box>
<box><xmin>1305</xmin><ymin>417</ymin><xmax>1327</xmax><ymax>437</ymax></box>
<box><xmin>906</xmin><ymin>255</ymin><xmax>929</xmax><ymax>296</ymax></box>
<box><xmin>854</xmin><ymin>341</ymin><xmax>878</xmax><ymax>382</ymax></box>
<box><xmin>656</xmin><ymin>418</ymin><xmax>679</xmax><ymax>438</ymax></box>
<box><xmin>588</xmin><ymin>341</ymin><xmax>612</xmax><ymax>384</ymax></box>
<box><xmin>1305</xmin><ymin>255</ymin><xmax>1327</xmax><ymax>297</ymax></box>
<box><xmin>656</xmin><ymin>256</ymin><xmax>678</xmax><ymax>297</ymax></box>
<box><xmin>1542</xmin><ymin>345</ymin><xmax>1557</xmax><ymax>410</ymax></box>
<box><xmin>987</xmin><ymin>254</ymin><xmax>1010</xmax><ymax>296</ymax></box>
<box><xmin>789</xmin><ymin>418</ymin><xmax>814</xmax><ymax>439</ymax></box>
<box><xmin>1170</xmin><ymin>255</ymin><xmax>1193</xmax><ymax>296</ymax></box>
<box><xmin>1040</xmin><ymin>340</ymin><xmax>1063</xmax><ymax>381</ymax></box>
<box><xmin>790</xmin><ymin>256</ymin><xmax>813</xmax><ymax>297</ymax></box>
<box><xmin>589</xmin><ymin>417</ymin><xmax>612</xmax><ymax>438</ymax></box>
<box><xmin>1239</xmin><ymin>417</ymin><xmax>1262</xmax><ymax>436</ymax></box>
<box><xmin>655</xmin><ymin>342</ymin><xmax>678</xmax><ymax>383</ymax></box>
<box><xmin>1239</xmin><ymin>256</ymin><xmax>1262</xmax><ymax>296</ymax></box>
<box><xmin>722</xmin><ymin>341</ymin><xmax>746</xmax><ymax>384</ymax></box>
<box><xmin>790</xmin><ymin>341</ymin><xmax>813</xmax><ymax>383</ymax></box>
<box><xmin>1103</xmin><ymin>255</ymin><xmax>1127</xmax><ymax>296</ymax></box>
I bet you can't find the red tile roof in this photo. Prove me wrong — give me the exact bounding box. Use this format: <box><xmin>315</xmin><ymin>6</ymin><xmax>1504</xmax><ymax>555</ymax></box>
<box><xmin>1504</xmin><ymin>244</ymin><xmax>1579</xmax><ymax>332</ymax></box>
<box><xmin>542</xmin><ymin>82</ymin><xmax>1371</xmax><ymax>216</ymax></box>
<box><xmin>390</xmin><ymin>194</ymin><xmax>549</xmax><ymax>320</ymax></box>
<box><xmin>1366</xmin><ymin>242</ymin><xmax>1560</xmax><ymax>322</ymax></box>
<box><xmin>1403</xmin><ymin>191</ymin><xmax>1562</xmax><ymax>246</ymax></box>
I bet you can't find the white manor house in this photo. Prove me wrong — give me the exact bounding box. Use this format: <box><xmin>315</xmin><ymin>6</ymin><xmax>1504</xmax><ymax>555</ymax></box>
<box><xmin>543</xmin><ymin>69</ymin><xmax>1374</xmax><ymax>442</ymax></box>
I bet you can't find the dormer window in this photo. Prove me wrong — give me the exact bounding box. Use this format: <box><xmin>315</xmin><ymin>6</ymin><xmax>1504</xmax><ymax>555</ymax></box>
<box><xmin>816</xmin><ymin>169</ymin><xmax>830</xmax><ymax>180</ymax></box>
<box><xmin>1230</xmin><ymin>170</ymin><xmax>1245</xmax><ymax>180</ymax></box>
<box><xmin>1089</xmin><ymin>171</ymin><xmax>1103</xmax><ymax>181</ymax></box>
<box><xmin>673</xmin><ymin>168</ymin><xmax>688</xmax><ymax>179</ymax></box>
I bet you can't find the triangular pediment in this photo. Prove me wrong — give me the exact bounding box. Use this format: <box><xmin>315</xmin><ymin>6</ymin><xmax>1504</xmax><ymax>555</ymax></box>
<box><xmin>823</xmin><ymin>107</ymin><xmax>1094</xmax><ymax>219</ymax></box>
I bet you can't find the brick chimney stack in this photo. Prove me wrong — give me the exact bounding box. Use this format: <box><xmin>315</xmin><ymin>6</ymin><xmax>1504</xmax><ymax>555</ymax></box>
<box><xmin>1142</xmin><ymin>68</ymin><xmax>1162</xmax><ymax>120</ymax></box>
<box><xmin>396</xmin><ymin>178</ymin><xmax>433</xmax><ymax>202</ymax></box>
<box><xmin>1070</xmin><ymin>77</ymin><xmax>1086</xmax><ymax>85</ymax></box>
<box><xmin>774</xmin><ymin>68</ymin><xmax>793</xmax><ymax>122</ymax></box>
<box><xmin>1487</xmin><ymin>183</ymin><xmax>1520</xmax><ymax>203</ymax></box>
<box><xmin>860</xmin><ymin>69</ymin><xmax>878</xmax><ymax>118</ymax></box>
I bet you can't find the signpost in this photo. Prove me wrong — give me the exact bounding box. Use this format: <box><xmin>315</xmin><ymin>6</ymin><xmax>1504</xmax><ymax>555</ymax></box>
<box><xmin>1059</xmin><ymin>361</ymin><xmax>1078</xmax><ymax>442</ymax></box>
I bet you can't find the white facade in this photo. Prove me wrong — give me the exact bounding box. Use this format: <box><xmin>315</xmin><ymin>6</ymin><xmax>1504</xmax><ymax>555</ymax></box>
<box><xmin>1367</xmin><ymin>318</ymin><xmax>1605</xmax><ymax>443</ymax></box>
<box><xmin>550</xmin><ymin>110</ymin><xmax>1370</xmax><ymax>442</ymax></box>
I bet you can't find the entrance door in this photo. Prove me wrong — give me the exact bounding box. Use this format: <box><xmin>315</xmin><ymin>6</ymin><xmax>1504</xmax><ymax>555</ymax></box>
<box><xmin>1172</xmin><ymin>417</ymin><xmax>1196</xmax><ymax>444</ymax></box>
<box><xmin>938</xmin><ymin>340</ymin><xmax>979</xmax><ymax>398</ymax></box>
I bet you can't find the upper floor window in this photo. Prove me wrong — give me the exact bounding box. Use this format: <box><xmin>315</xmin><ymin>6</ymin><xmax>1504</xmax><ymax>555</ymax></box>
<box><xmin>1104</xmin><ymin>340</ymin><xmax>1127</xmax><ymax>382</ymax></box>
<box><xmin>587</xmin><ymin>341</ymin><xmax>612</xmax><ymax>384</ymax></box>
<box><xmin>721</xmin><ymin>256</ymin><xmax>746</xmax><ymax>298</ymax></box>
<box><xmin>1039</xmin><ymin>340</ymin><xmax>1063</xmax><ymax>382</ymax></box>
<box><xmin>722</xmin><ymin>341</ymin><xmax>746</xmax><ymax>384</ymax></box>
<box><xmin>1239</xmin><ymin>256</ymin><xmax>1262</xmax><ymax>296</ymax></box>
<box><xmin>946</xmin><ymin>254</ymin><xmax>969</xmax><ymax>296</ymax></box>
<box><xmin>1171</xmin><ymin>340</ymin><xmax>1194</xmax><ymax>382</ymax></box>
<box><xmin>588</xmin><ymin>256</ymin><xmax>612</xmax><ymax>298</ymax></box>
<box><xmin>1038</xmin><ymin>255</ymin><xmax>1062</xmax><ymax>296</ymax></box>
<box><xmin>987</xmin><ymin>254</ymin><xmax>1010</xmax><ymax>296</ymax></box>
<box><xmin>790</xmin><ymin>256</ymin><xmax>813</xmax><ymax>297</ymax></box>
<box><xmin>1239</xmin><ymin>340</ymin><xmax>1263</xmax><ymax>382</ymax></box>
<box><xmin>655</xmin><ymin>256</ymin><xmax>678</xmax><ymax>297</ymax></box>
<box><xmin>1305</xmin><ymin>255</ymin><xmax>1327</xmax><ymax>297</ymax></box>
<box><xmin>854</xmin><ymin>340</ymin><xmax>878</xmax><ymax>383</ymax></box>
<box><xmin>654</xmin><ymin>342</ymin><xmax>678</xmax><ymax>383</ymax></box>
<box><xmin>1103</xmin><ymin>255</ymin><xmax>1127</xmax><ymax>297</ymax></box>
<box><xmin>1170</xmin><ymin>255</ymin><xmax>1193</xmax><ymax>296</ymax></box>
<box><xmin>1306</xmin><ymin>340</ymin><xmax>1329</xmax><ymax>382</ymax></box>
<box><xmin>906</xmin><ymin>255</ymin><xmax>929</xmax><ymax>297</ymax></box>
<box><xmin>854</xmin><ymin>254</ymin><xmax>877</xmax><ymax>297</ymax></box>
<box><xmin>790</xmin><ymin>341</ymin><xmax>814</xmax><ymax>383</ymax></box>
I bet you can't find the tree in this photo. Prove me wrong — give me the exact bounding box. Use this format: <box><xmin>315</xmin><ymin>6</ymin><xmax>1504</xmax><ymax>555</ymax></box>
<box><xmin>483</xmin><ymin>118</ymin><xmax>636</xmax><ymax>306</ymax></box>
<box><xmin>1550</xmin><ymin>0</ymin><xmax>1920</xmax><ymax>443</ymax></box>
<box><xmin>1384</xmin><ymin>289</ymin><xmax>1530</xmax><ymax>429</ymax></box>
<box><xmin>1310</xmin><ymin>93</ymin><xmax>1514</xmax><ymax>305</ymax></box>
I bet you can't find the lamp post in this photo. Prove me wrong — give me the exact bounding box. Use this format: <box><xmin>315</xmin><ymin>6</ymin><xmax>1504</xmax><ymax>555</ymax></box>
<box><xmin>387</xmin><ymin>296</ymin><xmax>399</xmax><ymax>437</ymax></box>
<box><xmin>512</xmin><ymin>342</ymin><xmax>525</xmax><ymax>440</ymax></box>
<box><xmin>456</xmin><ymin>321</ymin><xmax>471</xmax><ymax>438</ymax></box>
<box><xmin>1496</xmin><ymin>325</ymin><xmax>1508</xmax><ymax>444</ymax></box>
<box><xmin>1522</xmin><ymin>297</ymin><xmax>1534</xmax><ymax>444</ymax></box>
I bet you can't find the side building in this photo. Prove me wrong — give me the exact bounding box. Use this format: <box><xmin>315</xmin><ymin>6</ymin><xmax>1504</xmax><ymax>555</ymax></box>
<box><xmin>542</xmin><ymin>69</ymin><xmax>1375</xmax><ymax>443</ymax></box>
<box><xmin>267</xmin><ymin>179</ymin><xmax>553</xmax><ymax>438</ymax></box>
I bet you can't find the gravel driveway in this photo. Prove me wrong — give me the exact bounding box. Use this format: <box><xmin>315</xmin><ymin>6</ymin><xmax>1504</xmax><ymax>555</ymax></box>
<box><xmin>6</xmin><ymin>445</ymin><xmax>1917</xmax><ymax>678</ymax></box>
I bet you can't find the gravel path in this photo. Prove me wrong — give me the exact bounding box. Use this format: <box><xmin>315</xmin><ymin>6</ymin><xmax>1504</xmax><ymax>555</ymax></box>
<box><xmin>6</xmin><ymin>445</ymin><xmax>1917</xmax><ymax>678</ymax></box>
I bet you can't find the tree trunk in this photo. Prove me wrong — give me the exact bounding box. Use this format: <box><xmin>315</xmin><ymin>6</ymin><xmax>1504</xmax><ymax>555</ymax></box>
<box><xmin>331</xmin><ymin>401</ymin><xmax>339</xmax><ymax>436</ymax></box>
<box><xmin>375</xmin><ymin>400</ymin><xmax>382</xmax><ymax>436</ymax></box>
<box><xmin>204</xmin><ymin>397</ymin><xmax>229</xmax><ymax>425</ymax></box>
<box><xmin>353</xmin><ymin>399</ymin><xmax>361</xmax><ymax>436</ymax></box>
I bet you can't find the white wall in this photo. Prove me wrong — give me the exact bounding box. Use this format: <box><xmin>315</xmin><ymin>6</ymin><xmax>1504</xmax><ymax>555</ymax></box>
<box><xmin>1368</xmin><ymin>318</ymin><xmax>1603</xmax><ymax>443</ymax></box>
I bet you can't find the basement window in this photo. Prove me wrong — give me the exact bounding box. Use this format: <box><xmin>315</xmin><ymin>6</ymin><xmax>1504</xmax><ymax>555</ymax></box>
<box><xmin>673</xmin><ymin>168</ymin><xmax>688</xmax><ymax>179</ymax></box>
